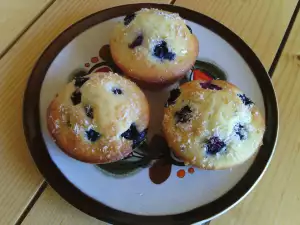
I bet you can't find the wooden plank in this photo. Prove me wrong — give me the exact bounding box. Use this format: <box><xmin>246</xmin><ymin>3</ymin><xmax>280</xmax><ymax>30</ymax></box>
<box><xmin>175</xmin><ymin>0</ymin><xmax>298</xmax><ymax>69</ymax></box>
<box><xmin>0</xmin><ymin>0</ymin><xmax>169</xmax><ymax>224</ymax></box>
<box><xmin>211</xmin><ymin>13</ymin><xmax>300</xmax><ymax>225</ymax></box>
<box><xmin>22</xmin><ymin>187</ymin><xmax>106</xmax><ymax>225</ymax></box>
<box><xmin>0</xmin><ymin>0</ymin><xmax>53</xmax><ymax>56</ymax></box>
<box><xmin>18</xmin><ymin>0</ymin><xmax>298</xmax><ymax>224</ymax></box>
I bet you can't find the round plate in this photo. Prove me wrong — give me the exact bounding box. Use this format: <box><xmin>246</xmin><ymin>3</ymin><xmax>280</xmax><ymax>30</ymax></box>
<box><xmin>23</xmin><ymin>3</ymin><xmax>278</xmax><ymax>225</ymax></box>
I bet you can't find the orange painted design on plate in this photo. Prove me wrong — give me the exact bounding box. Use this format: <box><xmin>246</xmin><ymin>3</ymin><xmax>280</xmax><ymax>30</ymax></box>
<box><xmin>177</xmin><ymin>169</ymin><xmax>185</xmax><ymax>178</ymax></box>
<box><xmin>193</xmin><ymin>69</ymin><xmax>212</xmax><ymax>81</ymax></box>
<box><xmin>91</xmin><ymin>57</ymin><xmax>99</xmax><ymax>63</ymax></box>
<box><xmin>188</xmin><ymin>167</ymin><xmax>195</xmax><ymax>174</ymax></box>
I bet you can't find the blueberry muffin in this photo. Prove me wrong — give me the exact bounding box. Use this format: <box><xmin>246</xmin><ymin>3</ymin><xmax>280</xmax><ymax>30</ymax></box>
<box><xmin>110</xmin><ymin>8</ymin><xmax>199</xmax><ymax>88</ymax></box>
<box><xmin>162</xmin><ymin>80</ymin><xmax>265</xmax><ymax>169</ymax></box>
<box><xmin>47</xmin><ymin>72</ymin><xmax>149</xmax><ymax>164</ymax></box>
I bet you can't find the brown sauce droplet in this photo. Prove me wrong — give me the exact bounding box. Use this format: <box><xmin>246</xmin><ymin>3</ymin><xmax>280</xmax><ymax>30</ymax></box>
<box><xmin>188</xmin><ymin>167</ymin><xmax>195</xmax><ymax>174</ymax></box>
<box><xmin>177</xmin><ymin>169</ymin><xmax>185</xmax><ymax>178</ymax></box>
<box><xmin>85</xmin><ymin>63</ymin><xmax>90</xmax><ymax>68</ymax></box>
<box><xmin>149</xmin><ymin>159</ymin><xmax>172</xmax><ymax>184</ymax></box>
<box><xmin>99</xmin><ymin>44</ymin><xmax>113</xmax><ymax>61</ymax></box>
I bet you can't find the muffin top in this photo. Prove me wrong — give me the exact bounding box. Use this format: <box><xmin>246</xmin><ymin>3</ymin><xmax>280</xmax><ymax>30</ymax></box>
<box><xmin>47</xmin><ymin>72</ymin><xmax>149</xmax><ymax>164</ymax></box>
<box><xmin>163</xmin><ymin>80</ymin><xmax>265</xmax><ymax>169</ymax></box>
<box><xmin>110</xmin><ymin>8</ymin><xmax>199</xmax><ymax>83</ymax></box>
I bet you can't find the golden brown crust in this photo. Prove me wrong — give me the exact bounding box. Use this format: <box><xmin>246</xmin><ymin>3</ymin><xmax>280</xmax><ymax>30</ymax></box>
<box><xmin>110</xmin><ymin>8</ymin><xmax>199</xmax><ymax>87</ymax></box>
<box><xmin>163</xmin><ymin>79</ymin><xmax>265</xmax><ymax>170</ymax></box>
<box><xmin>47</xmin><ymin>72</ymin><xmax>149</xmax><ymax>164</ymax></box>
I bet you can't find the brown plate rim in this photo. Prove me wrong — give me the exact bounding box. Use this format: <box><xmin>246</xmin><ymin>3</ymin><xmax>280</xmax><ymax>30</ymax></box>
<box><xmin>23</xmin><ymin>3</ymin><xmax>278</xmax><ymax>225</ymax></box>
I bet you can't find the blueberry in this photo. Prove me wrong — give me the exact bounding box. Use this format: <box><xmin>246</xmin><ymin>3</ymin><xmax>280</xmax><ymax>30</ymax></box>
<box><xmin>186</xmin><ymin>25</ymin><xmax>192</xmax><ymax>33</ymax></box>
<box><xmin>238</xmin><ymin>94</ymin><xmax>253</xmax><ymax>106</ymax></box>
<box><xmin>124</xmin><ymin>13</ymin><xmax>136</xmax><ymax>26</ymax></box>
<box><xmin>121</xmin><ymin>124</ymin><xmax>138</xmax><ymax>140</ymax></box>
<box><xmin>153</xmin><ymin>41</ymin><xmax>176</xmax><ymax>61</ymax></box>
<box><xmin>132</xmin><ymin>129</ymin><xmax>147</xmax><ymax>149</ymax></box>
<box><xmin>234</xmin><ymin>124</ymin><xmax>247</xmax><ymax>140</ymax></box>
<box><xmin>164</xmin><ymin>52</ymin><xmax>176</xmax><ymax>61</ymax></box>
<box><xmin>205</xmin><ymin>136</ymin><xmax>226</xmax><ymax>155</ymax></box>
<box><xmin>71</xmin><ymin>90</ymin><xmax>82</xmax><ymax>105</ymax></box>
<box><xmin>200</xmin><ymin>81</ymin><xmax>222</xmax><ymax>90</ymax></box>
<box><xmin>175</xmin><ymin>105</ymin><xmax>192</xmax><ymax>123</ymax></box>
<box><xmin>84</xmin><ymin>105</ymin><xmax>93</xmax><ymax>119</ymax></box>
<box><xmin>112</xmin><ymin>87</ymin><xmax>123</xmax><ymax>95</ymax></box>
<box><xmin>74</xmin><ymin>76</ymin><xmax>89</xmax><ymax>88</ymax></box>
<box><xmin>154</xmin><ymin>41</ymin><xmax>168</xmax><ymax>59</ymax></box>
<box><xmin>121</xmin><ymin>123</ymin><xmax>147</xmax><ymax>148</ymax></box>
<box><xmin>129</xmin><ymin>34</ymin><xmax>143</xmax><ymax>49</ymax></box>
<box><xmin>165</xmin><ymin>88</ymin><xmax>181</xmax><ymax>107</ymax></box>
<box><xmin>85</xmin><ymin>129</ymin><xmax>101</xmax><ymax>142</ymax></box>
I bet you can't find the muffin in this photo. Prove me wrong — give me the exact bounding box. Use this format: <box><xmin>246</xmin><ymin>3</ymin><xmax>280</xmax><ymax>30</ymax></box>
<box><xmin>162</xmin><ymin>79</ymin><xmax>265</xmax><ymax>169</ymax></box>
<box><xmin>110</xmin><ymin>8</ymin><xmax>199</xmax><ymax>88</ymax></box>
<box><xmin>47</xmin><ymin>72</ymin><xmax>149</xmax><ymax>164</ymax></box>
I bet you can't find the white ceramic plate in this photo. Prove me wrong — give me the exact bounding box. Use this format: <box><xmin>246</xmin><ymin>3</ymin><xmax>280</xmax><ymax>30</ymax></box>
<box><xmin>23</xmin><ymin>4</ymin><xmax>278</xmax><ymax>225</ymax></box>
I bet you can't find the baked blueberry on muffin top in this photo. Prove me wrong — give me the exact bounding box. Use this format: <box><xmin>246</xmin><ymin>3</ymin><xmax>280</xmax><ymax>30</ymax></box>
<box><xmin>110</xmin><ymin>8</ymin><xmax>199</xmax><ymax>87</ymax></box>
<box><xmin>47</xmin><ymin>72</ymin><xmax>149</xmax><ymax>164</ymax></box>
<box><xmin>163</xmin><ymin>79</ymin><xmax>265</xmax><ymax>169</ymax></box>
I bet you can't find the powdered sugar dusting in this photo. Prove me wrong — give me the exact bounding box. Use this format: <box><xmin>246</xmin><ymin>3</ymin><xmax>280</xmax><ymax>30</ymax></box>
<box><xmin>140</xmin><ymin>8</ymin><xmax>182</xmax><ymax>21</ymax></box>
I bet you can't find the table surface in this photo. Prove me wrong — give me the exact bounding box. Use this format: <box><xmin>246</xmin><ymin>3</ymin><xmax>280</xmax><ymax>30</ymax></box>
<box><xmin>0</xmin><ymin>0</ymin><xmax>299</xmax><ymax>224</ymax></box>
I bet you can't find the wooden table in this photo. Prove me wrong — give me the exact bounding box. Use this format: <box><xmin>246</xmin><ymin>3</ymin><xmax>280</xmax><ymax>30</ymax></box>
<box><xmin>0</xmin><ymin>0</ymin><xmax>299</xmax><ymax>224</ymax></box>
